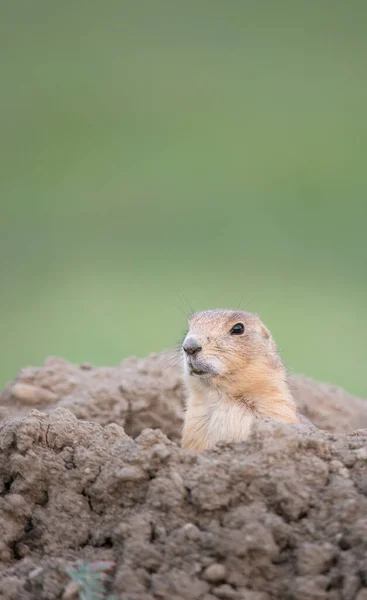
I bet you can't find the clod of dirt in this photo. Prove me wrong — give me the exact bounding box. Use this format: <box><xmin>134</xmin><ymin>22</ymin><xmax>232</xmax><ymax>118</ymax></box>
<box><xmin>0</xmin><ymin>353</ymin><xmax>367</xmax><ymax>600</ymax></box>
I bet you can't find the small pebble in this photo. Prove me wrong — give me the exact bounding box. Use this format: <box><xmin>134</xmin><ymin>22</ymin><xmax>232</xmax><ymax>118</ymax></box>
<box><xmin>28</xmin><ymin>567</ymin><xmax>43</xmax><ymax>580</ymax></box>
<box><xmin>203</xmin><ymin>563</ymin><xmax>227</xmax><ymax>583</ymax></box>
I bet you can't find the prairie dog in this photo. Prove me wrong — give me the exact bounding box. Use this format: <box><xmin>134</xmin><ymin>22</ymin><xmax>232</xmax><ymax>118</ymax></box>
<box><xmin>181</xmin><ymin>309</ymin><xmax>300</xmax><ymax>451</ymax></box>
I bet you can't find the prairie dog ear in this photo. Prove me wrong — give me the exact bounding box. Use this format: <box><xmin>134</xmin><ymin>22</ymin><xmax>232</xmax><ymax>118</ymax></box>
<box><xmin>260</xmin><ymin>323</ymin><xmax>271</xmax><ymax>340</ymax></box>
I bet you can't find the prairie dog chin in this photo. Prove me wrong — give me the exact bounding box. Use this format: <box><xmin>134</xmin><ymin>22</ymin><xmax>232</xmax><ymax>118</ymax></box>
<box><xmin>181</xmin><ymin>309</ymin><xmax>300</xmax><ymax>451</ymax></box>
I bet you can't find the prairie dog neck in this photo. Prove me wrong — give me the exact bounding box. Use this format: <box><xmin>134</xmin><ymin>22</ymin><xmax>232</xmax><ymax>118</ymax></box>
<box><xmin>180</xmin><ymin>308</ymin><xmax>299</xmax><ymax>451</ymax></box>
<box><xmin>182</xmin><ymin>384</ymin><xmax>254</xmax><ymax>452</ymax></box>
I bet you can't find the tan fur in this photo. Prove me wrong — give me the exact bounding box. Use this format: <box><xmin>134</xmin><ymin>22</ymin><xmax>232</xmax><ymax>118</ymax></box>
<box><xmin>181</xmin><ymin>309</ymin><xmax>300</xmax><ymax>451</ymax></box>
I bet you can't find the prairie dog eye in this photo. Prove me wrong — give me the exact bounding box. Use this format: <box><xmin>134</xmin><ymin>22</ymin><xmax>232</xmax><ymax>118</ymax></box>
<box><xmin>230</xmin><ymin>323</ymin><xmax>245</xmax><ymax>335</ymax></box>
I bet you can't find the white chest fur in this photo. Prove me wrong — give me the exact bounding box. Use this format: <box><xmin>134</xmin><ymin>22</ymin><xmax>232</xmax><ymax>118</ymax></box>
<box><xmin>206</xmin><ymin>397</ymin><xmax>254</xmax><ymax>446</ymax></box>
<box><xmin>184</xmin><ymin>385</ymin><xmax>254</xmax><ymax>450</ymax></box>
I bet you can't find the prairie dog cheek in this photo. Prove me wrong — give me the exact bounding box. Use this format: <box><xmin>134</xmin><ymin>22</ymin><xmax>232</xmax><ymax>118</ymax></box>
<box><xmin>204</xmin><ymin>355</ymin><xmax>225</xmax><ymax>375</ymax></box>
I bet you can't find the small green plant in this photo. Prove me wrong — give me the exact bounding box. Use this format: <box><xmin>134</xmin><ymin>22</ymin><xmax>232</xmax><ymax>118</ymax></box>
<box><xmin>65</xmin><ymin>560</ymin><xmax>117</xmax><ymax>600</ymax></box>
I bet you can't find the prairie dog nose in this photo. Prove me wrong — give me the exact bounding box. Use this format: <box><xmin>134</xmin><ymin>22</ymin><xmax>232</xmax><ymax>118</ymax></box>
<box><xmin>183</xmin><ymin>336</ymin><xmax>202</xmax><ymax>356</ymax></box>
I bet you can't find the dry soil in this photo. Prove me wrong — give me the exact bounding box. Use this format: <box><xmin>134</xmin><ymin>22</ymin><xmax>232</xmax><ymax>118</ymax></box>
<box><xmin>0</xmin><ymin>353</ymin><xmax>367</xmax><ymax>600</ymax></box>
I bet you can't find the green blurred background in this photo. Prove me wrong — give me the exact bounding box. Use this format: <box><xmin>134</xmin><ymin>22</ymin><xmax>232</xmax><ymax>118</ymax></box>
<box><xmin>1</xmin><ymin>1</ymin><xmax>366</xmax><ymax>395</ymax></box>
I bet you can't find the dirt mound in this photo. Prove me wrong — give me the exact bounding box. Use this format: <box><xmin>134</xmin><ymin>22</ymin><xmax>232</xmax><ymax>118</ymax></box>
<box><xmin>1</xmin><ymin>353</ymin><xmax>367</xmax><ymax>438</ymax></box>
<box><xmin>1</xmin><ymin>354</ymin><xmax>367</xmax><ymax>600</ymax></box>
<box><xmin>0</xmin><ymin>354</ymin><xmax>185</xmax><ymax>444</ymax></box>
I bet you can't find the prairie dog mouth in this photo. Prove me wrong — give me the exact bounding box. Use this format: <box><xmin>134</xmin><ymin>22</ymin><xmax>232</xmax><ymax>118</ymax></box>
<box><xmin>186</xmin><ymin>356</ymin><xmax>214</xmax><ymax>377</ymax></box>
<box><xmin>190</xmin><ymin>365</ymin><xmax>207</xmax><ymax>376</ymax></box>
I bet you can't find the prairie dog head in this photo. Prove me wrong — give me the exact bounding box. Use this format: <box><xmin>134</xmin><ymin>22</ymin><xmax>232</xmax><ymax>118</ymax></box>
<box><xmin>182</xmin><ymin>309</ymin><xmax>284</xmax><ymax>393</ymax></box>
